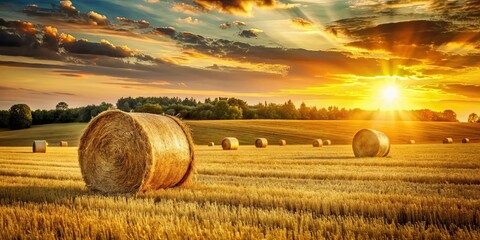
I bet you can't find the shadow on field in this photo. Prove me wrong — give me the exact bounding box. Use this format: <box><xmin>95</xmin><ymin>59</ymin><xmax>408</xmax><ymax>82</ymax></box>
<box><xmin>0</xmin><ymin>185</ymin><xmax>90</xmax><ymax>204</ymax></box>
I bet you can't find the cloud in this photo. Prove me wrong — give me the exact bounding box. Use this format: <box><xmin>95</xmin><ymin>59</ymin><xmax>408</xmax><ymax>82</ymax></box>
<box><xmin>177</xmin><ymin>16</ymin><xmax>202</xmax><ymax>25</ymax></box>
<box><xmin>329</xmin><ymin>19</ymin><xmax>480</xmax><ymax>67</ymax></box>
<box><xmin>192</xmin><ymin>0</ymin><xmax>283</xmax><ymax>15</ymax></box>
<box><xmin>62</xmin><ymin>39</ymin><xmax>133</xmax><ymax>58</ymax></box>
<box><xmin>116</xmin><ymin>17</ymin><xmax>150</xmax><ymax>28</ymax></box>
<box><xmin>430</xmin><ymin>0</ymin><xmax>480</xmax><ymax>22</ymax></box>
<box><xmin>219</xmin><ymin>22</ymin><xmax>232</xmax><ymax>29</ymax></box>
<box><xmin>153</xmin><ymin>27</ymin><xmax>177</xmax><ymax>38</ymax></box>
<box><xmin>171</xmin><ymin>2</ymin><xmax>204</xmax><ymax>14</ymax></box>
<box><xmin>233</xmin><ymin>20</ymin><xmax>246</xmax><ymax>27</ymax></box>
<box><xmin>219</xmin><ymin>20</ymin><xmax>246</xmax><ymax>29</ymax></box>
<box><xmin>291</xmin><ymin>18</ymin><xmax>313</xmax><ymax>28</ymax></box>
<box><xmin>239</xmin><ymin>28</ymin><xmax>263</xmax><ymax>38</ymax></box>
<box><xmin>87</xmin><ymin>11</ymin><xmax>110</xmax><ymax>26</ymax></box>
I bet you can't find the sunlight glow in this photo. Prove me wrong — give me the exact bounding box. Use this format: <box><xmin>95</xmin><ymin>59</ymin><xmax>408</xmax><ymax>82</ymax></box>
<box><xmin>382</xmin><ymin>85</ymin><xmax>399</xmax><ymax>101</ymax></box>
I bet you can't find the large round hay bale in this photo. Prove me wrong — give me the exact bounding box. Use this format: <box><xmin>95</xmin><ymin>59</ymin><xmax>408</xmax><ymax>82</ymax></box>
<box><xmin>59</xmin><ymin>141</ymin><xmax>68</xmax><ymax>147</ymax></box>
<box><xmin>313</xmin><ymin>139</ymin><xmax>323</xmax><ymax>147</ymax></box>
<box><xmin>462</xmin><ymin>138</ymin><xmax>470</xmax><ymax>143</ymax></box>
<box><xmin>352</xmin><ymin>129</ymin><xmax>390</xmax><ymax>157</ymax></box>
<box><xmin>255</xmin><ymin>138</ymin><xmax>268</xmax><ymax>148</ymax></box>
<box><xmin>222</xmin><ymin>137</ymin><xmax>239</xmax><ymax>150</ymax></box>
<box><xmin>32</xmin><ymin>140</ymin><xmax>47</xmax><ymax>153</ymax></box>
<box><xmin>208</xmin><ymin>142</ymin><xmax>215</xmax><ymax>146</ymax></box>
<box><xmin>443</xmin><ymin>138</ymin><xmax>453</xmax><ymax>144</ymax></box>
<box><xmin>409</xmin><ymin>140</ymin><xmax>415</xmax><ymax>144</ymax></box>
<box><xmin>279</xmin><ymin>139</ymin><xmax>286</xmax><ymax>146</ymax></box>
<box><xmin>323</xmin><ymin>140</ymin><xmax>332</xmax><ymax>145</ymax></box>
<box><xmin>78</xmin><ymin>110</ymin><xmax>195</xmax><ymax>194</ymax></box>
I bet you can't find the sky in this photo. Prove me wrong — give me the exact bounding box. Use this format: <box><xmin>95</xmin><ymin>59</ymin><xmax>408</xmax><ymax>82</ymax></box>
<box><xmin>0</xmin><ymin>0</ymin><xmax>479</xmax><ymax>121</ymax></box>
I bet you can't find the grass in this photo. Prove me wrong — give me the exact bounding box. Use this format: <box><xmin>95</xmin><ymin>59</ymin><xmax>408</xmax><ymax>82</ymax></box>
<box><xmin>0</xmin><ymin>120</ymin><xmax>479</xmax><ymax>146</ymax></box>
<box><xmin>0</xmin><ymin>144</ymin><xmax>479</xmax><ymax>239</ymax></box>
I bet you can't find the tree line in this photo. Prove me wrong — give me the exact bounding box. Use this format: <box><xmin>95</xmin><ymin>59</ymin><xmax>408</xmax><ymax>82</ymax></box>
<box><xmin>0</xmin><ymin>96</ymin><xmax>462</xmax><ymax>130</ymax></box>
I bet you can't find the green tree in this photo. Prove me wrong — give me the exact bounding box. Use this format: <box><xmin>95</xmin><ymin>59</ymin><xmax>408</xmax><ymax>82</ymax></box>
<box><xmin>280</xmin><ymin>100</ymin><xmax>299</xmax><ymax>119</ymax></box>
<box><xmin>299</xmin><ymin>102</ymin><xmax>310</xmax><ymax>120</ymax></box>
<box><xmin>0</xmin><ymin>110</ymin><xmax>9</xmax><ymax>128</ymax></box>
<box><xmin>9</xmin><ymin>104</ymin><xmax>32</xmax><ymax>130</ymax></box>
<box><xmin>214</xmin><ymin>100</ymin><xmax>243</xmax><ymax>119</ymax></box>
<box><xmin>467</xmin><ymin>113</ymin><xmax>478</xmax><ymax>123</ymax></box>
<box><xmin>56</xmin><ymin>102</ymin><xmax>69</xmax><ymax>110</ymax></box>
<box><xmin>136</xmin><ymin>103</ymin><xmax>163</xmax><ymax>114</ymax></box>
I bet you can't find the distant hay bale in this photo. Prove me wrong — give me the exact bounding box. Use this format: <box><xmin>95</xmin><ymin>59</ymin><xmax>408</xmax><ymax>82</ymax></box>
<box><xmin>443</xmin><ymin>138</ymin><xmax>453</xmax><ymax>144</ymax></box>
<box><xmin>279</xmin><ymin>139</ymin><xmax>286</xmax><ymax>146</ymax></box>
<box><xmin>409</xmin><ymin>140</ymin><xmax>416</xmax><ymax>144</ymax></box>
<box><xmin>312</xmin><ymin>139</ymin><xmax>323</xmax><ymax>147</ymax></box>
<box><xmin>222</xmin><ymin>137</ymin><xmax>239</xmax><ymax>150</ymax></box>
<box><xmin>323</xmin><ymin>140</ymin><xmax>332</xmax><ymax>145</ymax></box>
<box><xmin>208</xmin><ymin>142</ymin><xmax>215</xmax><ymax>146</ymax></box>
<box><xmin>255</xmin><ymin>138</ymin><xmax>268</xmax><ymax>148</ymax></box>
<box><xmin>462</xmin><ymin>138</ymin><xmax>470</xmax><ymax>143</ymax></box>
<box><xmin>59</xmin><ymin>141</ymin><xmax>68</xmax><ymax>147</ymax></box>
<box><xmin>78</xmin><ymin>110</ymin><xmax>194</xmax><ymax>194</ymax></box>
<box><xmin>32</xmin><ymin>140</ymin><xmax>47</xmax><ymax>153</ymax></box>
<box><xmin>352</xmin><ymin>129</ymin><xmax>390</xmax><ymax>157</ymax></box>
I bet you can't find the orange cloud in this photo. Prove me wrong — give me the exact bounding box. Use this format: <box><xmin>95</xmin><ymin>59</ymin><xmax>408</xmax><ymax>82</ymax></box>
<box><xmin>291</xmin><ymin>18</ymin><xmax>313</xmax><ymax>28</ymax></box>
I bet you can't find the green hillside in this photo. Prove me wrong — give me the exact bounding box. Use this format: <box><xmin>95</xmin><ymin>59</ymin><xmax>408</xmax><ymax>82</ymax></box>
<box><xmin>0</xmin><ymin>120</ymin><xmax>479</xmax><ymax>146</ymax></box>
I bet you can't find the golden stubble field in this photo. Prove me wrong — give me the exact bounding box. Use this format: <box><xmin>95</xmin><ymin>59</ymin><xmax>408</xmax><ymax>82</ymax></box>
<box><xmin>0</xmin><ymin>144</ymin><xmax>479</xmax><ymax>239</ymax></box>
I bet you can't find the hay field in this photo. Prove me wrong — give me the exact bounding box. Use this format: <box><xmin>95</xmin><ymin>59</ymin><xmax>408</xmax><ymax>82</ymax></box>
<box><xmin>0</xmin><ymin>120</ymin><xmax>479</xmax><ymax>146</ymax></box>
<box><xmin>1</xmin><ymin>144</ymin><xmax>479</xmax><ymax>239</ymax></box>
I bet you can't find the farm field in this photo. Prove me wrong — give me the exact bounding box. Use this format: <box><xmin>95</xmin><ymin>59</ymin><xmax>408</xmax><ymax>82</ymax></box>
<box><xmin>0</xmin><ymin>144</ymin><xmax>479</xmax><ymax>239</ymax></box>
<box><xmin>0</xmin><ymin>120</ymin><xmax>479</xmax><ymax>146</ymax></box>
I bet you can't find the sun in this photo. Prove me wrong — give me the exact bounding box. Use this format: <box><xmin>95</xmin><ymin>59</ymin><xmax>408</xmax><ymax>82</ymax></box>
<box><xmin>382</xmin><ymin>85</ymin><xmax>399</xmax><ymax>101</ymax></box>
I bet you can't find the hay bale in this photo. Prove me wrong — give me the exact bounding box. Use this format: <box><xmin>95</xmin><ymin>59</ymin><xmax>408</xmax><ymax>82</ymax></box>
<box><xmin>323</xmin><ymin>140</ymin><xmax>332</xmax><ymax>145</ymax></box>
<box><xmin>409</xmin><ymin>140</ymin><xmax>415</xmax><ymax>144</ymax></box>
<box><xmin>222</xmin><ymin>137</ymin><xmax>239</xmax><ymax>150</ymax></box>
<box><xmin>279</xmin><ymin>139</ymin><xmax>286</xmax><ymax>146</ymax></box>
<box><xmin>462</xmin><ymin>138</ymin><xmax>470</xmax><ymax>143</ymax></box>
<box><xmin>208</xmin><ymin>142</ymin><xmax>215</xmax><ymax>147</ymax></box>
<box><xmin>78</xmin><ymin>110</ymin><xmax>195</xmax><ymax>194</ymax></box>
<box><xmin>255</xmin><ymin>138</ymin><xmax>268</xmax><ymax>148</ymax></box>
<box><xmin>352</xmin><ymin>129</ymin><xmax>390</xmax><ymax>157</ymax></box>
<box><xmin>313</xmin><ymin>139</ymin><xmax>323</xmax><ymax>147</ymax></box>
<box><xmin>443</xmin><ymin>138</ymin><xmax>453</xmax><ymax>144</ymax></box>
<box><xmin>32</xmin><ymin>140</ymin><xmax>47</xmax><ymax>153</ymax></box>
<box><xmin>59</xmin><ymin>141</ymin><xmax>68</xmax><ymax>147</ymax></box>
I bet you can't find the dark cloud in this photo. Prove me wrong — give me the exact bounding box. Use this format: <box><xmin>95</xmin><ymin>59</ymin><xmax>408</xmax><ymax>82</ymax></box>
<box><xmin>326</xmin><ymin>16</ymin><xmax>376</xmax><ymax>36</ymax></box>
<box><xmin>153</xmin><ymin>27</ymin><xmax>177</xmax><ymax>37</ymax></box>
<box><xmin>239</xmin><ymin>29</ymin><xmax>262</xmax><ymax>38</ymax></box>
<box><xmin>430</xmin><ymin>0</ymin><xmax>480</xmax><ymax>22</ymax></box>
<box><xmin>21</xmin><ymin>1</ymin><xmax>110</xmax><ymax>27</ymax></box>
<box><xmin>62</xmin><ymin>39</ymin><xmax>132</xmax><ymax>58</ymax></box>
<box><xmin>291</xmin><ymin>18</ymin><xmax>313</xmax><ymax>28</ymax></box>
<box><xmin>329</xmin><ymin>19</ymin><xmax>480</xmax><ymax>68</ymax></box>
<box><xmin>116</xmin><ymin>17</ymin><xmax>150</xmax><ymax>29</ymax></box>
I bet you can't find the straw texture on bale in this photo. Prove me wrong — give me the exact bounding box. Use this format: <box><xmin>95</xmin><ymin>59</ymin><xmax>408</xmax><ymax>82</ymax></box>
<box><xmin>222</xmin><ymin>137</ymin><xmax>239</xmax><ymax>150</ymax></box>
<box><xmin>352</xmin><ymin>129</ymin><xmax>390</xmax><ymax>157</ymax></box>
<box><xmin>323</xmin><ymin>140</ymin><xmax>332</xmax><ymax>145</ymax></box>
<box><xmin>255</xmin><ymin>138</ymin><xmax>268</xmax><ymax>148</ymax></box>
<box><xmin>32</xmin><ymin>140</ymin><xmax>47</xmax><ymax>153</ymax></box>
<box><xmin>78</xmin><ymin>110</ymin><xmax>195</xmax><ymax>194</ymax></box>
<box><xmin>313</xmin><ymin>139</ymin><xmax>323</xmax><ymax>147</ymax></box>
<box><xmin>59</xmin><ymin>141</ymin><xmax>68</xmax><ymax>147</ymax></box>
<box><xmin>279</xmin><ymin>139</ymin><xmax>286</xmax><ymax>146</ymax></box>
<box><xmin>462</xmin><ymin>138</ymin><xmax>470</xmax><ymax>143</ymax></box>
<box><xmin>409</xmin><ymin>140</ymin><xmax>416</xmax><ymax>144</ymax></box>
<box><xmin>443</xmin><ymin>138</ymin><xmax>453</xmax><ymax>144</ymax></box>
<box><xmin>208</xmin><ymin>142</ymin><xmax>215</xmax><ymax>146</ymax></box>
